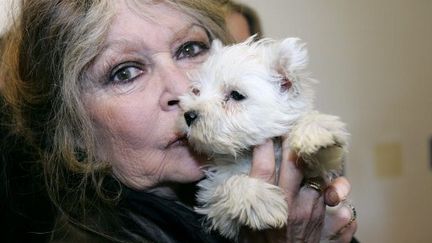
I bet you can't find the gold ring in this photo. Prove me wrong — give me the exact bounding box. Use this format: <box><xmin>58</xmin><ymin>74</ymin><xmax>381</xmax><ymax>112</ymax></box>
<box><xmin>329</xmin><ymin>202</ymin><xmax>357</xmax><ymax>240</ymax></box>
<box><xmin>304</xmin><ymin>180</ymin><xmax>324</xmax><ymax>193</ymax></box>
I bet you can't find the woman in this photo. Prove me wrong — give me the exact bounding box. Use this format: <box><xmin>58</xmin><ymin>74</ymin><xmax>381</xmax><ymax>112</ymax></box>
<box><xmin>0</xmin><ymin>0</ymin><xmax>357</xmax><ymax>242</ymax></box>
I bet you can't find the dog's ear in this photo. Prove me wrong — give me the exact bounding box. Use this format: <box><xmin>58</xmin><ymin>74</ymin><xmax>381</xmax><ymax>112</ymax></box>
<box><xmin>211</xmin><ymin>39</ymin><xmax>224</xmax><ymax>52</ymax></box>
<box><xmin>243</xmin><ymin>34</ymin><xmax>259</xmax><ymax>45</ymax></box>
<box><xmin>274</xmin><ymin>38</ymin><xmax>309</xmax><ymax>91</ymax></box>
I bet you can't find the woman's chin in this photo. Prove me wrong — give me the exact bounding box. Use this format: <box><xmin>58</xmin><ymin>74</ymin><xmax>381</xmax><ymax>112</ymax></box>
<box><xmin>175</xmin><ymin>157</ymin><xmax>206</xmax><ymax>181</ymax></box>
<box><xmin>165</xmin><ymin>147</ymin><xmax>206</xmax><ymax>181</ymax></box>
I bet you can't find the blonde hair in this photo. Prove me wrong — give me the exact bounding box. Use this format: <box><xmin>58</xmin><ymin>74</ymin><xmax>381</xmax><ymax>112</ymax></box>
<box><xmin>1</xmin><ymin>0</ymin><xmax>230</xmax><ymax>231</ymax></box>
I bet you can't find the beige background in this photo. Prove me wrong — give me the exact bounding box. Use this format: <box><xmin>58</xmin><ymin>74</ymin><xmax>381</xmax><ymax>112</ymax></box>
<box><xmin>2</xmin><ymin>0</ymin><xmax>432</xmax><ymax>242</ymax></box>
<box><xmin>237</xmin><ymin>0</ymin><xmax>432</xmax><ymax>242</ymax></box>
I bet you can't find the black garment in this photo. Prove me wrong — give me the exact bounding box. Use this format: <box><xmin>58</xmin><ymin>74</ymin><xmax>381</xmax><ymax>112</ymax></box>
<box><xmin>49</xmin><ymin>181</ymin><xmax>232</xmax><ymax>243</ymax></box>
<box><xmin>118</xmin><ymin>188</ymin><xmax>231</xmax><ymax>243</ymax></box>
<box><xmin>0</xmin><ymin>98</ymin><xmax>55</xmax><ymax>243</ymax></box>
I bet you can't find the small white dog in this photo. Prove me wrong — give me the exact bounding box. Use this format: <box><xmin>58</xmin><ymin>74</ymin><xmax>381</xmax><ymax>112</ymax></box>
<box><xmin>177</xmin><ymin>37</ymin><xmax>349</xmax><ymax>240</ymax></box>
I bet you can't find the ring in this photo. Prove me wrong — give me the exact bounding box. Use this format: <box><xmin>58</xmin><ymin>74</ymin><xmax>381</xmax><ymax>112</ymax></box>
<box><xmin>329</xmin><ymin>202</ymin><xmax>357</xmax><ymax>240</ymax></box>
<box><xmin>346</xmin><ymin>202</ymin><xmax>357</xmax><ymax>222</ymax></box>
<box><xmin>303</xmin><ymin>179</ymin><xmax>324</xmax><ymax>193</ymax></box>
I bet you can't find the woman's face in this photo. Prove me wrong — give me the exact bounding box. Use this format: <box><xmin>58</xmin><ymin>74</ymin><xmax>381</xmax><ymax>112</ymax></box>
<box><xmin>84</xmin><ymin>1</ymin><xmax>211</xmax><ymax>189</ymax></box>
<box><xmin>226</xmin><ymin>11</ymin><xmax>251</xmax><ymax>42</ymax></box>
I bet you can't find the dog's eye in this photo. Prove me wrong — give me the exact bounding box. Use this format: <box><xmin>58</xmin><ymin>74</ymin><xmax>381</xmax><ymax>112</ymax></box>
<box><xmin>230</xmin><ymin>90</ymin><xmax>246</xmax><ymax>101</ymax></box>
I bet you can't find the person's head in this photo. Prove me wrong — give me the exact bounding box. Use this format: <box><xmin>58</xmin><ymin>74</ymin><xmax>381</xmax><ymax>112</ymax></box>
<box><xmin>224</xmin><ymin>1</ymin><xmax>263</xmax><ymax>42</ymax></box>
<box><xmin>0</xmin><ymin>0</ymin><xmax>230</xmax><ymax>220</ymax></box>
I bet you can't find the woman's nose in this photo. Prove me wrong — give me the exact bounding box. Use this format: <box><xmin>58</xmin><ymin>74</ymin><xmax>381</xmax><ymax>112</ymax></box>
<box><xmin>159</xmin><ymin>61</ymin><xmax>191</xmax><ymax>111</ymax></box>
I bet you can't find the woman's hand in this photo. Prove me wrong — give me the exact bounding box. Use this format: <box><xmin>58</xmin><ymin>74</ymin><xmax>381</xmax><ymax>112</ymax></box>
<box><xmin>240</xmin><ymin>139</ymin><xmax>357</xmax><ymax>243</ymax></box>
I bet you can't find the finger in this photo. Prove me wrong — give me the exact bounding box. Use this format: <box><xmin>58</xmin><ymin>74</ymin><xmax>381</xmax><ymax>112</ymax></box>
<box><xmin>298</xmin><ymin>184</ymin><xmax>326</xmax><ymax>219</ymax></box>
<box><xmin>308</xmin><ymin>195</ymin><xmax>327</xmax><ymax>242</ymax></box>
<box><xmin>288</xmin><ymin>189</ymin><xmax>325</xmax><ymax>242</ymax></box>
<box><xmin>324</xmin><ymin>177</ymin><xmax>351</xmax><ymax>206</ymax></box>
<box><xmin>322</xmin><ymin>202</ymin><xmax>357</xmax><ymax>242</ymax></box>
<box><xmin>278</xmin><ymin>137</ymin><xmax>303</xmax><ymax>200</ymax></box>
<box><xmin>335</xmin><ymin>221</ymin><xmax>357</xmax><ymax>243</ymax></box>
<box><xmin>250</xmin><ymin>139</ymin><xmax>276</xmax><ymax>184</ymax></box>
<box><xmin>303</xmin><ymin>177</ymin><xmax>326</xmax><ymax>194</ymax></box>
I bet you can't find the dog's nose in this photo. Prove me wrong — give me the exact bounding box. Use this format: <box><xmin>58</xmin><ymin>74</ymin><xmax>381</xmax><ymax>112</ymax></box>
<box><xmin>184</xmin><ymin>111</ymin><xmax>198</xmax><ymax>126</ymax></box>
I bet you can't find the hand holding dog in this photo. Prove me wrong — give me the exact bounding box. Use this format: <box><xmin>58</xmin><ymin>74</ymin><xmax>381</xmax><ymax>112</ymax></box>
<box><xmin>240</xmin><ymin>139</ymin><xmax>357</xmax><ymax>243</ymax></box>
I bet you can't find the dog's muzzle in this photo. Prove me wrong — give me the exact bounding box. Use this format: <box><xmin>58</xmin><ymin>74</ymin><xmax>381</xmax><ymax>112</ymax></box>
<box><xmin>184</xmin><ymin>110</ymin><xmax>198</xmax><ymax>127</ymax></box>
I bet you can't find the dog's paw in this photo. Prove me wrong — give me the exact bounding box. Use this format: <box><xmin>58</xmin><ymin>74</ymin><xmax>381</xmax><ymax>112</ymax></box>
<box><xmin>196</xmin><ymin>174</ymin><xmax>288</xmax><ymax>239</ymax></box>
<box><xmin>302</xmin><ymin>144</ymin><xmax>346</xmax><ymax>178</ymax></box>
<box><xmin>289</xmin><ymin>111</ymin><xmax>349</xmax><ymax>175</ymax></box>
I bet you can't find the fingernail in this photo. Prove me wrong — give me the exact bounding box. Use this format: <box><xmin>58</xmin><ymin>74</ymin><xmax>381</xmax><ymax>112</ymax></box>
<box><xmin>327</xmin><ymin>190</ymin><xmax>339</xmax><ymax>205</ymax></box>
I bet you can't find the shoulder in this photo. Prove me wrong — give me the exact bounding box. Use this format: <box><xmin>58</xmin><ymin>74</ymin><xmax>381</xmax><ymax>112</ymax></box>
<box><xmin>119</xmin><ymin>188</ymin><xmax>231</xmax><ymax>243</ymax></box>
<box><xmin>49</xmin><ymin>188</ymin><xmax>231</xmax><ymax>243</ymax></box>
<box><xmin>50</xmin><ymin>214</ymin><xmax>119</xmax><ymax>243</ymax></box>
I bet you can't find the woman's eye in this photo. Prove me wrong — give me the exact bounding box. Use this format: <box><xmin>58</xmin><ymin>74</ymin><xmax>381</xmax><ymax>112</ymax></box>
<box><xmin>109</xmin><ymin>63</ymin><xmax>144</xmax><ymax>84</ymax></box>
<box><xmin>176</xmin><ymin>41</ymin><xmax>209</xmax><ymax>59</ymax></box>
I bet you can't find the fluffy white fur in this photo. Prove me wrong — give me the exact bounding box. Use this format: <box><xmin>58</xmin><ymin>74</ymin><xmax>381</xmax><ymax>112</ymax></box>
<box><xmin>177</xmin><ymin>37</ymin><xmax>349</xmax><ymax>240</ymax></box>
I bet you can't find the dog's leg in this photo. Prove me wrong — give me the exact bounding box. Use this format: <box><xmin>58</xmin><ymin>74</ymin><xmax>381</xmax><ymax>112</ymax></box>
<box><xmin>196</xmin><ymin>174</ymin><xmax>288</xmax><ymax>239</ymax></box>
<box><xmin>288</xmin><ymin>111</ymin><xmax>349</xmax><ymax>178</ymax></box>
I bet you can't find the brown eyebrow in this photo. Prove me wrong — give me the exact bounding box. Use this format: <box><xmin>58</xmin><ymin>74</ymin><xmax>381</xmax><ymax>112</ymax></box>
<box><xmin>172</xmin><ymin>23</ymin><xmax>212</xmax><ymax>46</ymax></box>
<box><xmin>97</xmin><ymin>23</ymin><xmax>210</xmax><ymax>60</ymax></box>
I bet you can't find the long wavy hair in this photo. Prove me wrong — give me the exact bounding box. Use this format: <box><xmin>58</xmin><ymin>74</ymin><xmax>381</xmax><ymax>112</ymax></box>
<box><xmin>0</xmin><ymin>0</ymin><xmax>231</xmax><ymax>236</ymax></box>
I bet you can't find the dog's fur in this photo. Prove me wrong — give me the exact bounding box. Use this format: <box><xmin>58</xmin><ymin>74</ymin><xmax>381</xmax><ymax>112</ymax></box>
<box><xmin>177</xmin><ymin>37</ymin><xmax>349</xmax><ymax>240</ymax></box>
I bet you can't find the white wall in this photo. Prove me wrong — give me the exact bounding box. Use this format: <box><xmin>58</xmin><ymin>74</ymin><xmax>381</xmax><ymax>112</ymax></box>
<box><xmin>238</xmin><ymin>0</ymin><xmax>432</xmax><ymax>242</ymax></box>
<box><xmin>0</xmin><ymin>0</ymin><xmax>16</xmax><ymax>35</ymax></box>
<box><xmin>0</xmin><ymin>0</ymin><xmax>6</xmax><ymax>35</ymax></box>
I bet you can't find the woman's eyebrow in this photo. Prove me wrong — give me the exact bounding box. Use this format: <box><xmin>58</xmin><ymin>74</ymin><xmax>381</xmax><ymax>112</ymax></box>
<box><xmin>172</xmin><ymin>23</ymin><xmax>210</xmax><ymax>42</ymax></box>
<box><xmin>98</xmin><ymin>39</ymin><xmax>139</xmax><ymax>59</ymax></box>
<box><xmin>95</xmin><ymin>23</ymin><xmax>209</xmax><ymax>63</ymax></box>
